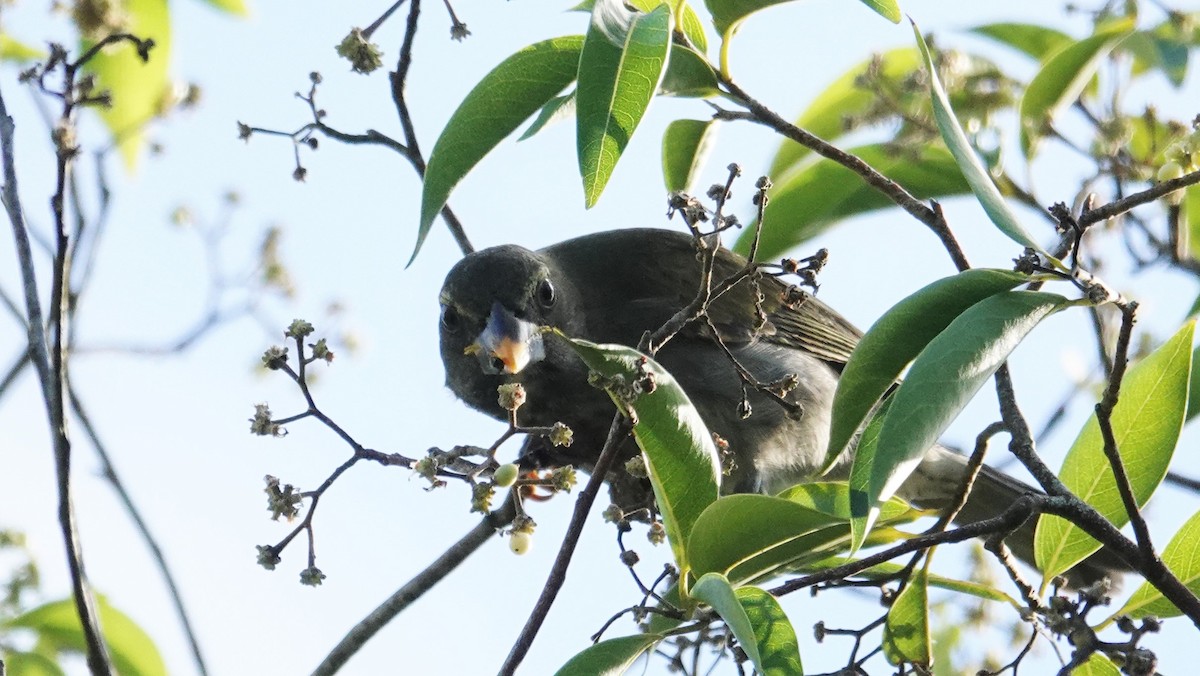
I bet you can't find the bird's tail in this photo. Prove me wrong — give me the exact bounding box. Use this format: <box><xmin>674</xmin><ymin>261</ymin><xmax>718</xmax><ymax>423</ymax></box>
<box><xmin>900</xmin><ymin>445</ymin><xmax>1128</xmax><ymax>588</ymax></box>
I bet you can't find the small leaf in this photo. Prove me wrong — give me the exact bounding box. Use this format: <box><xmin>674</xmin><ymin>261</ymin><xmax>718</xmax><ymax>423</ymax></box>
<box><xmin>1116</xmin><ymin>507</ymin><xmax>1200</xmax><ymax>620</ymax></box>
<box><xmin>196</xmin><ymin>0</ymin><xmax>250</xmax><ymax>16</ymax></box>
<box><xmin>662</xmin><ymin>119</ymin><xmax>718</xmax><ymax>192</ymax></box>
<box><xmin>852</xmin><ymin>291</ymin><xmax>1069</xmax><ymax>535</ymax></box>
<box><xmin>563</xmin><ymin>337</ymin><xmax>721</xmax><ymax>584</ymax></box>
<box><xmin>734</xmin><ymin>586</ymin><xmax>804</xmax><ymax>675</ymax></box>
<box><xmin>416</xmin><ymin>36</ymin><xmax>584</xmax><ymax>262</ymax></box>
<box><xmin>519</xmin><ymin>92</ymin><xmax>577</xmax><ymax>141</ymax></box>
<box><xmin>1035</xmin><ymin>321</ymin><xmax>1194</xmax><ymax>583</ymax></box>
<box><xmin>882</xmin><ymin>568</ymin><xmax>930</xmax><ymax>666</ymax></box>
<box><xmin>825</xmin><ymin>269</ymin><xmax>1033</xmax><ymax>472</ymax></box>
<box><xmin>1126</xmin><ymin>27</ymin><xmax>1190</xmax><ymax>87</ymax></box>
<box><xmin>553</xmin><ymin>634</ymin><xmax>662</xmax><ymax>675</ymax></box>
<box><xmin>1072</xmin><ymin>652</ymin><xmax>1122</xmax><ymax>676</ymax></box>
<box><xmin>1018</xmin><ymin>19</ymin><xmax>1134</xmax><ymax>158</ymax></box>
<box><xmin>970</xmin><ymin>23</ymin><xmax>1073</xmax><ymax>62</ymax></box>
<box><xmin>735</xmin><ymin>143</ymin><xmax>971</xmax><ymax>259</ymax></box>
<box><xmin>577</xmin><ymin>0</ymin><xmax>672</xmax><ymax>207</ymax></box>
<box><xmin>705</xmin><ymin>0</ymin><xmax>897</xmax><ymax>39</ymax></box>
<box><xmin>6</xmin><ymin>595</ymin><xmax>166</xmax><ymax>676</ymax></box>
<box><xmin>1188</xmin><ymin>342</ymin><xmax>1200</xmax><ymax>422</ymax></box>
<box><xmin>659</xmin><ymin>44</ymin><xmax>719</xmax><ymax>97</ymax></box>
<box><xmin>692</xmin><ymin>574</ymin><xmax>762</xmax><ymax>665</ymax></box>
<box><xmin>0</xmin><ymin>651</ymin><xmax>66</xmax><ymax>676</ymax></box>
<box><xmin>0</xmin><ymin>34</ymin><xmax>47</xmax><ymax>63</ymax></box>
<box><xmin>913</xmin><ymin>23</ymin><xmax>1050</xmax><ymax>259</ymax></box>
<box><xmin>83</xmin><ymin>0</ymin><xmax>172</xmax><ymax>170</ymax></box>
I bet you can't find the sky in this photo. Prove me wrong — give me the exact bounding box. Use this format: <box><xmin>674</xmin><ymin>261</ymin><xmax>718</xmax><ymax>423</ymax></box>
<box><xmin>2</xmin><ymin>0</ymin><xmax>1200</xmax><ymax>674</ymax></box>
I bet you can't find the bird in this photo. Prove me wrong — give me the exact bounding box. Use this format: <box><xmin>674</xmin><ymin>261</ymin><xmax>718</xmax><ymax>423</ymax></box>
<box><xmin>438</xmin><ymin>227</ymin><xmax>1123</xmax><ymax>585</ymax></box>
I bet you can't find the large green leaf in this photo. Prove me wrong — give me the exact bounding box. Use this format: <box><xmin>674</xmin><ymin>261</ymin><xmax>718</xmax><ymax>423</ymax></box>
<box><xmin>1035</xmin><ymin>321</ymin><xmax>1194</xmax><ymax>583</ymax></box>
<box><xmin>1115</xmin><ymin>507</ymin><xmax>1200</xmax><ymax>620</ymax></box>
<box><xmin>733</xmin><ymin>143</ymin><xmax>971</xmax><ymax>259</ymax></box>
<box><xmin>4</xmin><ymin>595</ymin><xmax>166</xmax><ymax>676</ymax></box>
<box><xmin>970</xmin><ymin>23</ymin><xmax>1073</xmax><ymax>62</ymax></box>
<box><xmin>825</xmin><ymin>269</ymin><xmax>1034</xmax><ymax>472</ymax></box>
<box><xmin>769</xmin><ymin>48</ymin><xmax>921</xmax><ymax>181</ymax></box>
<box><xmin>577</xmin><ymin>0</ymin><xmax>672</xmax><ymax>207</ymax></box>
<box><xmin>913</xmin><ymin>23</ymin><xmax>1049</xmax><ymax>258</ymax></box>
<box><xmin>662</xmin><ymin>119</ymin><xmax>718</xmax><ymax>192</ymax></box>
<box><xmin>519</xmin><ymin>92</ymin><xmax>577</xmax><ymax>141</ymax></box>
<box><xmin>851</xmin><ymin>291</ymin><xmax>1069</xmax><ymax>537</ymax></box>
<box><xmin>564</xmin><ymin>338</ymin><xmax>721</xmax><ymax>585</ymax></box>
<box><xmin>82</xmin><ymin>0</ymin><xmax>171</xmax><ymax>169</ymax></box>
<box><xmin>688</xmin><ymin>489</ymin><xmax>918</xmax><ymax>584</ymax></box>
<box><xmin>691</xmin><ymin>575</ymin><xmax>803</xmax><ymax>675</ymax></box>
<box><xmin>705</xmin><ymin>0</ymin><xmax>898</xmax><ymax>40</ymax></box>
<box><xmin>1018</xmin><ymin>19</ymin><xmax>1134</xmax><ymax>158</ymax></box>
<box><xmin>554</xmin><ymin>634</ymin><xmax>663</xmax><ymax>675</ymax></box>
<box><xmin>416</xmin><ymin>36</ymin><xmax>583</xmax><ymax>262</ymax></box>
<box><xmin>734</xmin><ymin>586</ymin><xmax>803</xmax><ymax>675</ymax></box>
<box><xmin>882</xmin><ymin>568</ymin><xmax>930</xmax><ymax>666</ymax></box>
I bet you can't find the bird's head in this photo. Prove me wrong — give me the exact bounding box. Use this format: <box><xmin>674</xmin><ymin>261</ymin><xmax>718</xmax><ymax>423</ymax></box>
<box><xmin>438</xmin><ymin>244</ymin><xmax>588</xmax><ymax>421</ymax></box>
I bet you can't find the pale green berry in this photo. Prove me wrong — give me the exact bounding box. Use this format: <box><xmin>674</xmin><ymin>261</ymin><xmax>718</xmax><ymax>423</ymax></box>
<box><xmin>509</xmin><ymin>531</ymin><xmax>533</xmax><ymax>555</ymax></box>
<box><xmin>493</xmin><ymin>463</ymin><xmax>519</xmax><ymax>488</ymax></box>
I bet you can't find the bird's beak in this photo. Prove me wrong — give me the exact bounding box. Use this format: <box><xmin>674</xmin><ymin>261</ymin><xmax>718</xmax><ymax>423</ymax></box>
<box><xmin>470</xmin><ymin>302</ymin><xmax>545</xmax><ymax>375</ymax></box>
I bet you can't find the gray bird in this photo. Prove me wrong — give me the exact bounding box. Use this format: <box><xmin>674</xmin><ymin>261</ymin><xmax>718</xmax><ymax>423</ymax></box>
<box><xmin>438</xmin><ymin>227</ymin><xmax>1122</xmax><ymax>585</ymax></box>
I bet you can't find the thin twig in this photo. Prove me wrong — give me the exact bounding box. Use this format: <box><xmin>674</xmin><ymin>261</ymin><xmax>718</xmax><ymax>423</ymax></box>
<box><xmin>312</xmin><ymin>496</ymin><xmax>516</xmax><ymax>676</ymax></box>
<box><xmin>498</xmin><ymin>414</ymin><xmax>631</xmax><ymax>676</ymax></box>
<box><xmin>1078</xmin><ymin>168</ymin><xmax>1200</xmax><ymax>227</ymax></box>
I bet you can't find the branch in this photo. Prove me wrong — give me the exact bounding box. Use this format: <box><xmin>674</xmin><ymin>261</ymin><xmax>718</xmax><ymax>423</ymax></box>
<box><xmin>1078</xmin><ymin>168</ymin><xmax>1200</xmax><ymax>227</ymax></box>
<box><xmin>312</xmin><ymin>496</ymin><xmax>516</xmax><ymax>676</ymax></box>
<box><xmin>498</xmin><ymin>414</ymin><xmax>631</xmax><ymax>676</ymax></box>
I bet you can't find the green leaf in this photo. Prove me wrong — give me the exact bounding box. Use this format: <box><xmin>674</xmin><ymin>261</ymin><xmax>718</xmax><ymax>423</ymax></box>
<box><xmin>1035</xmin><ymin>321</ymin><xmax>1194</xmax><ymax>583</ymax></box>
<box><xmin>659</xmin><ymin>44</ymin><xmax>719</xmax><ymax>97</ymax></box>
<box><xmin>1115</xmin><ymin>507</ymin><xmax>1200</xmax><ymax>620</ymax></box>
<box><xmin>0</xmin><ymin>34</ymin><xmax>47</xmax><ymax>63</ymax></box>
<box><xmin>769</xmin><ymin>48</ymin><xmax>921</xmax><ymax>181</ymax></box>
<box><xmin>913</xmin><ymin>22</ymin><xmax>1049</xmax><ymax>258</ymax></box>
<box><xmin>687</xmin><ymin>489</ymin><xmax>918</xmax><ymax>584</ymax></box>
<box><xmin>1072</xmin><ymin>652</ymin><xmax>1121</xmax><ymax>676</ymax></box>
<box><xmin>519</xmin><ymin>92</ymin><xmax>577</xmax><ymax>141</ymax></box>
<box><xmin>1018</xmin><ymin>19</ymin><xmax>1134</xmax><ymax>158</ymax></box>
<box><xmin>553</xmin><ymin>634</ymin><xmax>662</xmax><ymax>675</ymax></box>
<box><xmin>5</xmin><ymin>596</ymin><xmax>166</xmax><ymax>676</ymax></box>
<box><xmin>416</xmin><ymin>36</ymin><xmax>583</xmax><ymax>262</ymax></box>
<box><xmin>574</xmin><ymin>0</ymin><xmax>709</xmax><ymax>51</ymax></box>
<box><xmin>825</xmin><ymin>269</ymin><xmax>1034</xmax><ymax>472</ymax></box>
<box><xmin>0</xmin><ymin>651</ymin><xmax>67</xmax><ymax>676</ymax></box>
<box><xmin>693</xmin><ymin>575</ymin><xmax>804</xmax><ymax>674</ymax></box>
<box><xmin>196</xmin><ymin>0</ymin><xmax>250</xmax><ymax>16</ymax></box>
<box><xmin>577</xmin><ymin>0</ymin><xmax>672</xmax><ymax>207</ymax></box>
<box><xmin>662</xmin><ymin>119</ymin><xmax>718</xmax><ymax>192</ymax></box>
<box><xmin>1126</xmin><ymin>27</ymin><xmax>1190</xmax><ymax>87</ymax></box>
<box><xmin>563</xmin><ymin>338</ymin><xmax>721</xmax><ymax>585</ymax></box>
<box><xmin>970</xmin><ymin>23</ymin><xmax>1073</xmax><ymax>62</ymax></box>
<box><xmin>705</xmin><ymin>0</ymin><xmax>898</xmax><ymax>39</ymax></box>
<box><xmin>734</xmin><ymin>586</ymin><xmax>804</xmax><ymax>675</ymax></box>
<box><xmin>1188</xmin><ymin>342</ymin><xmax>1200</xmax><ymax>422</ymax></box>
<box><xmin>82</xmin><ymin>0</ymin><xmax>171</xmax><ymax>170</ymax></box>
<box><xmin>734</xmin><ymin>143</ymin><xmax>971</xmax><ymax>259</ymax></box>
<box><xmin>852</xmin><ymin>291</ymin><xmax>1069</xmax><ymax>536</ymax></box>
<box><xmin>882</xmin><ymin>568</ymin><xmax>930</xmax><ymax>666</ymax></box>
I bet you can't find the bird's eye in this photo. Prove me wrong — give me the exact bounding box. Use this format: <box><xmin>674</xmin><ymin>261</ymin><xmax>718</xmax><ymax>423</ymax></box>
<box><xmin>536</xmin><ymin>279</ymin><xmax>556</xmax><ymax>309</ymax></box>
<box><xmin>440</xmin><ymin>305</ymin><xmax>461</xmax><ymax>333</ymax></box>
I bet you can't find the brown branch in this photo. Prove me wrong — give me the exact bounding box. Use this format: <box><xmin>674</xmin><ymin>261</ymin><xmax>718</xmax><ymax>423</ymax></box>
<box><xmin>712</xmin><ymin>79</ymin><xmax>971</xmax><ymax>272</ymax></box>
<box><xmin>1078</xmin><ymin>168</ymin><xmax>1200</xmax><ymax>227</ymax></box>
<box><xmin>1094</xmin><ymin>302</ymin><xmax>1155</xmax><ymax>561</ymax></box>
